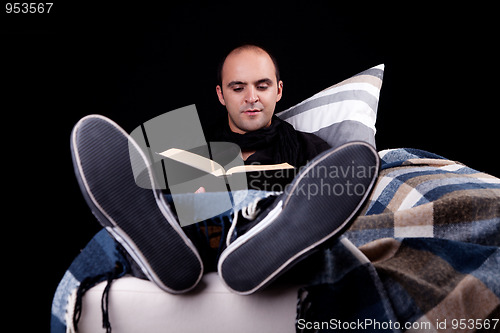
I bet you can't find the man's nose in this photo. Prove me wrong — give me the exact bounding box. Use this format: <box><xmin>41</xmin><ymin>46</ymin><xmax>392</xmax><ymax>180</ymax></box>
<box><xmin>245</xmin><ymin>87</ymin><xmax>259</xmax><ymax>104</ymax></box>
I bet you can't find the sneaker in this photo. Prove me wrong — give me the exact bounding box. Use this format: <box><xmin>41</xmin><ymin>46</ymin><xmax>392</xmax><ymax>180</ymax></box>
<box><xmin>218</xmin><ymin>141</ymin><xmax>379</xmax><ymax>294</ymax></box>
<box><xmin>71</xmin><ymin>115</ymin><xmax>203</xmax><ymax>293</ymax></box>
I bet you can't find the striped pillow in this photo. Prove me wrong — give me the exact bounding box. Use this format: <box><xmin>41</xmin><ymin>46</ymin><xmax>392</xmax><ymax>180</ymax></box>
<box><xmin>276</xmin><ymin>64</ymin><xmax>384</xmax><ymax>149</ymax></box>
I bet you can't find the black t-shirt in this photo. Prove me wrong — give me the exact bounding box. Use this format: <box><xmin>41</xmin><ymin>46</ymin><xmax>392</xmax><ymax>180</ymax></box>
<box><xmin>207</xmin><ymin>118</ymin><xmax>332</xmax><ymax>191</ymax></box>
<box><xmin>245</xmin><ymin>131</ymin><xmax>331</xmax><ymax>168</ymax></box>
<box><xmin>241</xmin><ymin>131</ymin><xmax>331</xmax><ymax>191</ymax></box>
<box><xmin>208</xmin><ymin>115</ymin><xmax>331</xmax><ymax>169</ymax></box>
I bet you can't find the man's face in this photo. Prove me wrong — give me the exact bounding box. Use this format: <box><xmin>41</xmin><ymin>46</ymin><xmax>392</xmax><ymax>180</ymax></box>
<box><xmin>216</xmin><ymin>49</ymin><xmax>283</xmax><ymax>134</ymax></box>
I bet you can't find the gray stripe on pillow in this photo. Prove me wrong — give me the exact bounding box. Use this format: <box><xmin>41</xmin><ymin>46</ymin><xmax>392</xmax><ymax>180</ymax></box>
<box><xmin>278</xmin><ymin>90</ymin><xmax>379</xmax><ymax>120</ymax></box>
<box><xmin>313</xmin><ymin>120</ymin><xmax>376</xmax><ymax>149</ymax></box>
<box><xmin>354</xmin><ymin>68</ymin><xmax>384</xmax><ymax>80</ymax></box>
<box><xmin>326</xmin><ymin>75</ymin><xmax>383</xmax><ymax>91</ymax></box>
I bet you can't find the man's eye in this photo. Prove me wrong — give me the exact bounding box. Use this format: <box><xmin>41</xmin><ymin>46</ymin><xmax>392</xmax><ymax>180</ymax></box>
<box><xmin>233</xmin><ymin>87</ymin><xmax>243</xmax><ymax>92</ymax></box>
<box><xmin>257</xmin><ymin>86</ymin><xmax>268</xmax><ymax>90</ymax></box>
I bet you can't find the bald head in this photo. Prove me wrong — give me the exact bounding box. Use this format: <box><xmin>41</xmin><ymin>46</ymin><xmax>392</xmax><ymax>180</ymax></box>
<box><xmin>217</xmin><ymin>45</ymin><xmax>280</xmax><ymax>87</ymax></box>
<box><xmin>215</xmin><ymin>44</ymin><xmax>284</xmax><ymax>134</ymax></box>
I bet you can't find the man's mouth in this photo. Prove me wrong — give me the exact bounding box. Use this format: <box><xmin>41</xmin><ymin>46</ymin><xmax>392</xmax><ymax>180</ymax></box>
<box><xmin>243</xmin><ymin>109</ymin><xmax>261</xmax><ymax>115</ymax></box>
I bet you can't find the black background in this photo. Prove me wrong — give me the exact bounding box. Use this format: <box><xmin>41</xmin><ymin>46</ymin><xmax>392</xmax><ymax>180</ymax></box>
<box><xmin>2</xmin><ymin>2</ymin><xmax>497</xmax><ymax>330</ymax></box>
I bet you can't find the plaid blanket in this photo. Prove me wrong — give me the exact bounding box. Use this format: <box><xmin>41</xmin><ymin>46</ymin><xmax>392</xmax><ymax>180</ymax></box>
<box><xmin>297</xmin><ymin>148</ymin><xmax>500</xmax><ymax>332</ymax></box>
<box><xmin>51</xmin><ymin>229</ymin><xmax>129</xmax><ymax>332</ymax></box>
<box><xmin>52</xmin><ymin>148</ymin><xmax>500</xmax><ymax>332</ymax></box>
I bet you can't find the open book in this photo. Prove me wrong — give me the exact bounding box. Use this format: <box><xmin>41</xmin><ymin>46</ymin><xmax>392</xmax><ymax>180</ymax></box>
<box><xmin>157</xmin><ymin>148</ymin><xmax>294</xmax><ymax>177</ymax></box>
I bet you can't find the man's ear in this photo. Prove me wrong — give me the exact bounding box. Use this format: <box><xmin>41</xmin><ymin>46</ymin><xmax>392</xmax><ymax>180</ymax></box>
<box><xmin>216</xmin><ymin>85</ymin><xmax>226</xmax><ymax>106</ymax></box>
<box><xmin>276</xmin><ymin>80</ymin><xmax>283</xmax><ymax>102</ymax></box>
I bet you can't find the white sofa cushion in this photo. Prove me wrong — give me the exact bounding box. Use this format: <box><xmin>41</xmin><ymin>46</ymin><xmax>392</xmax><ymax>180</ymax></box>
<box><xmin>78</xmin><ymin>272</ymin><xmax>299</xmax><ymax>333</ymax></box>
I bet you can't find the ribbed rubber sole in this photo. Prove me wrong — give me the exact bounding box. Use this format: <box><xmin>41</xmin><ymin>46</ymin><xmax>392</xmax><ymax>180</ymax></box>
<box><xmin>71</xmin><ymin>115</ymin><xmax>203</xmax><ymax>293</ymax></box>
<box><xmin>218</xmin><ymin>142</ymin><xmax>379</xmax><ymax>294</ymax></box>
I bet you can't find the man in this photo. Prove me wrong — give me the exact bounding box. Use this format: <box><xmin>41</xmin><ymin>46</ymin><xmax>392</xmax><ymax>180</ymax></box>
<box><xmin>217</xmin><ymin>45</ymin><xmax>281</xmax><ymax>137</ymax></box>
<box><xmin>70</xmin><ymin>44</ymin><xmax>379</xmax><ymax>298</ymax></box>
<box><xmin>213</xmin><ymin>44</ymin><xmax>330</xmax><ymax>168</ymax></box>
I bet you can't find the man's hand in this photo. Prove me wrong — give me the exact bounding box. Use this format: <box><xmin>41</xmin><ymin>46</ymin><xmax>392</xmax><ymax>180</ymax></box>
<box><xmin>195</xmin><ymin>187</ymin><xmax>206</xmax><ymax>194</ymax></box>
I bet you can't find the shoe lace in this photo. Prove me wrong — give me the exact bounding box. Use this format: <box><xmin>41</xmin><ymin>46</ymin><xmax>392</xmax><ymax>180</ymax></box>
<box><xmin>226</xmin><ymin>193</ymin><xmax>279</xmax><ymax>246</ymax></box>
<box><xmin>71</xmin><ymin>262</ymin><xmax>124</xmax><ymax>333</ymax></box>
<box><xmin>241</xmin><ymin>197</ymin><xmax>262</xmax><ymax>221</ymax></box>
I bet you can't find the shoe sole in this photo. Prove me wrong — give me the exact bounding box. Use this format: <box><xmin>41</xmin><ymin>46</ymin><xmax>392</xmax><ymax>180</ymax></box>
<box><xmin>218</xmin><ymin>142</ymin><xmax>379</xmax><ymax>294</ymax></box>
<box><xmin>71</xmin><ymin>115</ymin><xmax>203</xmax><ymax>293</ymax></box>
